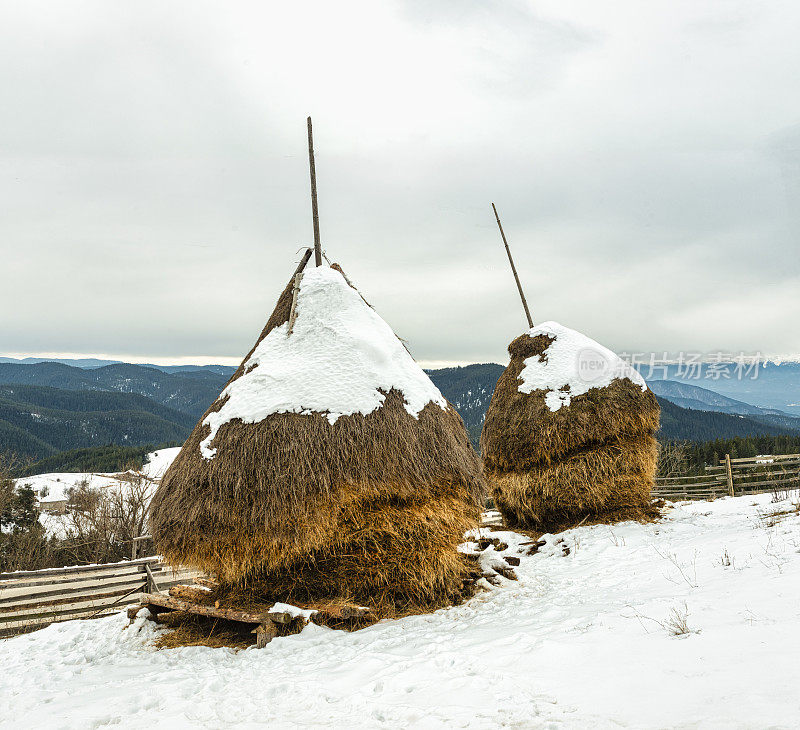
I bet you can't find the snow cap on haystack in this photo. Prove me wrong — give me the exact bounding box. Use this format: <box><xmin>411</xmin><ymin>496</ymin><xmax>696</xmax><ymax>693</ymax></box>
<box><xmin>149</xmin><ymin>262</ymin><xmax>483</xmax><ymax>611</ymax></box>
<box><xmin>481</xmin><ymin>321</ymin><xmax>659</xmax><ymax>531</ymax></box>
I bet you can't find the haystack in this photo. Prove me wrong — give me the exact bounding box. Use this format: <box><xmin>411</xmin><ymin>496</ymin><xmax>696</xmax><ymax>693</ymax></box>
<box><xmin>481</xmin><ymin>321</ymin><xmax>659</xmax><ymax>531</ymax></box>
<box><xmin>149</xmin><ymin>262</ymin><xmax>484</xmax><ymax>616</ymax></box>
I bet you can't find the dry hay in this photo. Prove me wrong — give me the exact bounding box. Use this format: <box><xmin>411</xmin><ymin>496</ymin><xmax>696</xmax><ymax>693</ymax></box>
<box><xmin>481</xmin><ymin>331</ymin><xmax>660</xmax><ymax>532</ymax></box>
<box><xmin>149</xmin><ymin>264</ymin><xmax>484</xmax><ymax>615</ymax></box>
<box><xmin>491</xmin><ymin>436</ymin><xmax>660</xmax><ymax>530</ymax></box>
<box><xmin>153</xmin><ymin>611</ymin><xmax>255</xmax><ymax>650</ymax></box>
<box><xmin>211</xmin><ymin>499</ymin><xmax>482</xmax><ymax>618</ymax></box>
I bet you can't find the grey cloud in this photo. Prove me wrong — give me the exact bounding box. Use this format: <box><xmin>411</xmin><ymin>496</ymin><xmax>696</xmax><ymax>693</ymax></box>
<box><xmin>1</xmin><ymin>0</ymin><xmax>799</xmax><ymax>365</ymax></box>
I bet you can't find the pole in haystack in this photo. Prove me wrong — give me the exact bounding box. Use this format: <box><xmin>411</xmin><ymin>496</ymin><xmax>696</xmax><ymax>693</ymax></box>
<box><xmin>307</xmin><ymin>116</ymin><xmax>322</xmax><ymax>267</ymax></box>
<box><xmin>492</xmin><ymin>203</ymin><xmax>533</xmax><ymax>329</ymax></box>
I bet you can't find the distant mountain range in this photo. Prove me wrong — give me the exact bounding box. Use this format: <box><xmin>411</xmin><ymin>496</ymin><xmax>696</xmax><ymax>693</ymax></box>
<box><xmin>647</xmin><ymin>379</ymin><xmax>781</xmax><ymax>415</ymax></box>
<box><xmin>0</xmin><ymin>384</ymin><xmax>194</xmax><ymax>460</ymax></box>
<box><xmin>427</xmin><ymin>365</ymin><xmax>800</xmax><ymax>449</ymax></box>
<box><xmin>0</xmin><ymin>362</ymin><xmax>231</xmax><ymax>418</ymax></box>
<box><xmin>0</xmin><ymin>359</ymin><xmax>798</xmax><ymax>461</ymax></box>
<box><xmin>0</xmin><ymin>362</ymin><xmax>229</xmax><ymax>461</ymax></box>
<box><xmin>634</xmin><ymin>362</ymin><xmax>800</xmax><ymax>417</ymax></box>
<box><xmin>0</xmin><ymin>357</ymin><xmax>236</xmax><ymax>376</ymax></box>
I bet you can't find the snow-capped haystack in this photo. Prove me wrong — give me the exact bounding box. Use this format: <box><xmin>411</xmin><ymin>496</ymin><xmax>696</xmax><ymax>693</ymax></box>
<box><xmin>149</xmin><ymin>262</ymin><xmax>484</xmax><ymax>613</ymax></box>
<box><xmin>481</xmin><ymin>321</ymin><xmax>659</xmax><ymax>531</ymax></box>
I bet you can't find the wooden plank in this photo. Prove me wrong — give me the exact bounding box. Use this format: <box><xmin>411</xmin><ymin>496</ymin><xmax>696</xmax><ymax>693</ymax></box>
<box><xmin>656</xmin><ymin>475</ymin><xmax>725</xmax><ymax>483</ymax></box>
<box><xmin>0</xmin><ymin>557</ymin><xmax>160</xmax><ymax>582</ymax></box>
<box><xmin>729</xmin><ymin>477</ymin><xmax>800</xmax><ymax>490</ymax></box>
<box><xmin>0</xmin><ymin>588</ymin><xmax>146</xmax><ymax>624</ymax></box>
<box><xmin>0</xmin><ymin>565</ymin><xmax>156</xmax><ymax>592</ymax></box>
<box><xmin>730</xmin><ymin>461</ymin><xmax>800</xmax><ymax>471</ymax></box>
<box><xmin>0</xmin><ymin>602</ymin><xmax>132</xmax><ymax>633</ymax></box>
<box><xmin>654</xmin><ymin>487</ymin><xmax>721</xmax><ymax>495</ymax></box>
<box><xmin>145</xmin><ymin>563</ymin><xmax>162</xmax><ymax>594</ymax></box>
<box><xmin>0</xmin><ymin>567</ymin><xmax>196</xmax><ymax>616</ymax></box>
<box><xmin>0</xmin><ymin>582</ymin><xmax>146</xmax><ymax>615</ymax></box>
<box><xmin>654</xmin><ymin>483</ymin><xmax>723</xmax><ymax>491</ymax></box>
<box><xmin>287</xmin><ymin>272</ymin><xmax>304</xmax><ymax>335</ymax></box>
<box><xmin>734</xmin><ymin>471</ymin><xmax>800</xmax><ymax>482</ymax></box>
<box><xmin>292</xmin><ymin>248</ymin><xmax>313</xmax><ymax>277</ymax></box>
<box><xmin>728</xmin><ymin>453</ymin><xmax>800</xmax><ymax>465</ymax></box>
<box><xmin>655</xmin><ymin>491</ymin><xmax>719</xmax><ymax>498</ymax></box>
<box><xmin>156</xmin><ymin>578</ymin><xmax>204</xmax><ymax>593</ymax></box>
<box><xmin>0</xmin><ymin>574</ymin><xmax>149</xmax><ymax>608</ymax></box>
<box><xmin>158</xmin><ymin>569</ymin><xmax>202</xmax><ymax>582</ymax></box>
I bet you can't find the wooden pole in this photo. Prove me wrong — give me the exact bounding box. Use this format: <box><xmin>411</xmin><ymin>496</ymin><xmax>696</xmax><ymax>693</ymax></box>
<box><xmin>491</xmin><ymin>203</ymin><xmax>533</xmax><ymax>329</ymax></box>
<box><xmin>293</xmin><ymin>247</ymin><xmax>313</xmax><ymax>277</ymax></box>
<box><xmin>725</xmin><ymin>453</ymin><xmax>735</xmax><ymax>497</ymax></box>
<box><xmin>145</xmin><ymin>563</ymin><xmax>162</xmax><ymax>594</ymax></box>
<box><xmin>307</xmin><ymin>117</ymin><xmax>322</xmax><ymax>266</ymax></box>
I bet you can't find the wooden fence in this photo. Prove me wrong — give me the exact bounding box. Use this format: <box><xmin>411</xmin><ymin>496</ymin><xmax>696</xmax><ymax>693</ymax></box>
<box><xmin>0</xmin><ymin>556</ymin><xmax>199</xmax><ymax>639</ymax></box>
<box><xmin>654</xmin><ymin>453</ymin><xmax>800</xmax><ymax>501</ymax></box>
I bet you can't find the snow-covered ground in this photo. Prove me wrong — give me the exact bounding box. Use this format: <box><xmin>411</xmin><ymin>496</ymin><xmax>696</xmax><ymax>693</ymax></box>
<box><xmin>2</xmin><ymin>493</ymin><xmax>800</xmax><ymax>729</ymax></box>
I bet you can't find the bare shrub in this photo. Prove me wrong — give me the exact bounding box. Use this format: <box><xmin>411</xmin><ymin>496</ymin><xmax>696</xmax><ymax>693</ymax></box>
<box><xmin>657</xmin><ymin>441</ymin><xmax>689</xmax><ymax>478</ymax></box>
<box><xmin>664</xmin><ymin>602</ymin><xmax>696</xmax><ymax>636</ymax></box>
<box><xmin>60</xmin><ymin>474</ymin><xmax>151</xmax><ymax>565</ymax></box>
<box><xmin>629</xmin><ymin>601</ymin><xmax>699</xmax><ymax>637</ymax></box>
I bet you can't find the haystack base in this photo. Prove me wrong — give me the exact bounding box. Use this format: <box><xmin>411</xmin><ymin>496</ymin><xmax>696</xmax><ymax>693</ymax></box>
<box><xmin>133</xmin><ymin>590</ymin><xmax>378</xmax><ymax>648</ymax></box>
<box><xmin>489</xmin><ymin>436</ymin><xmax>659</xmax><ymax>532</ymax></box>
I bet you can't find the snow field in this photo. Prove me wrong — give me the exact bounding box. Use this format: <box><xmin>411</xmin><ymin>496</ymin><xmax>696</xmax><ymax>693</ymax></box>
<box><xmin>1</xmin><ymin>493</ymin><xmax>799</xmax><ymax>728</ymax></box>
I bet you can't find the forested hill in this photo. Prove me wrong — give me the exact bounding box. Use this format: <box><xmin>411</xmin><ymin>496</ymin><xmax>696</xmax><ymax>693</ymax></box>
<box><xmin>656</xmin><ymin>397</ymin><xmax>799</xmax><ymax>442</ymax></box>
<box><xmin>0</xmin><ymin>362</ymin><xmax>228</xmax><ymax>417</ymax></box>
<box><xmin>0</xmin><ymin>384</ymin><xmax>194</xmax><ymax>460</ymax></box>
<box><xmin>1</xmin><ymin>360</ymin><xmax>798</xmax><ymax>462</ymax></box>
<box><xmin>427</xmin><ymin>364</ymin><xmax>504</xmax><ymax>447</ymax></box>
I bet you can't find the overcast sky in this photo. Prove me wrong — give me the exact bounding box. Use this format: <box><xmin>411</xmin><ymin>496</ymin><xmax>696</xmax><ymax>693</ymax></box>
<box><xmin>1</xmin><ymin>0</ymin><xmax>799</xmax><ymax>367</ymax></box>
